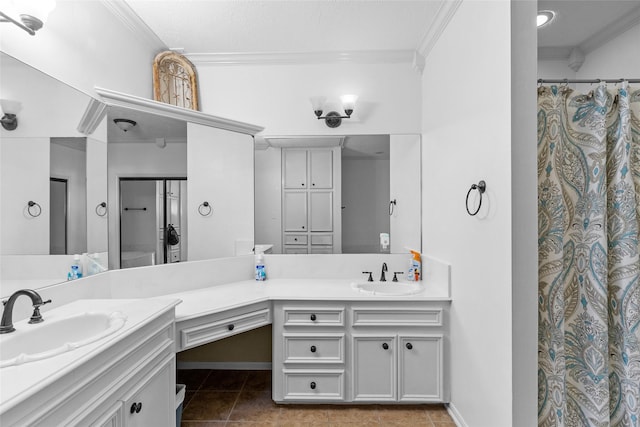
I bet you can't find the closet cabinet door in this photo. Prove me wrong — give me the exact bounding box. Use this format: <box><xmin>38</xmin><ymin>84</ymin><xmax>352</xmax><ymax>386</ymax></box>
<box><xmin>309</xmin><ymin>192</ymin><xmax>333</xmax><ymax>232</ymax></box>
<box><xmin>284</xmin><ymin>150</ymin><xmax>307</xmax><ymax>189</ymax></box>
<box><xmin>309</xmin><ymin>150</ymin><xmax>333</xmax><ymax>189</ymax></box>
<box><xmin>398</xmin><ymin>335</ymin><xmax>443</xmax><ymax>401</ymax></box>
<box><xmin>122</xmin><ymin>358</ymin><xmax>173</xmax><ymax>427</ymax></box>
<box><xmin>284</xmin><ymin>192</ymin><xmax>308</xmax><ymax>232</ymax></box>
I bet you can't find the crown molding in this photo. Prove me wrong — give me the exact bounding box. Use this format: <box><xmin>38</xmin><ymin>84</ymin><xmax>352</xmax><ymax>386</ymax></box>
<box><xmin>77</xmin><ymin>97</ymin><xmax>108</xmax><ymax>135</ymax></box>
<box><xmin>579</xmin><ymin>5</ymin><xmax>640</xmax><ymax>54</ymax></box>
<box><xmin>100</xmin><ymin>0</ymin><xmax>167</xmax><ymax>52</ymax></box>
<box><xmin>109</xmin><ymin>137</ymin><xmax>187</xmax><ymax>145</ymax></box>
<box><xmin>185</xmin><ymin>50</ymin><xmax>415</xmax><ymax>66</ymax></box>
<box><xmin>416</xmin><ymin>0</ymin><xmax>463</xmax><ymax>62</ymax></box>
<box><xmin>94</xmin><ymin>87</ymin><xmax>264</xmax><ymax>136</ymax></box>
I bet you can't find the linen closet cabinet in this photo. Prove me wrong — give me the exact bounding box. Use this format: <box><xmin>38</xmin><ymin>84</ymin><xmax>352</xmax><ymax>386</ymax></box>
<box><xmin>282</xmin><ymin>148</ymin><xmax>341</xmax><ymax>254</ymax></box>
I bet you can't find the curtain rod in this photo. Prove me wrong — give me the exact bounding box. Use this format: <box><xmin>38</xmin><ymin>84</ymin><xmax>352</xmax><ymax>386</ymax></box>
<box><xmin>538</xmin><ymin>78</ymin><xmax>640</xmax><ymax>84</ymax></box>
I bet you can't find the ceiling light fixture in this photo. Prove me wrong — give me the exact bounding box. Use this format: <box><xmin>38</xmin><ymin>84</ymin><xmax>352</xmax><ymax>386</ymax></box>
<box><xmin>537</xmin><ymin>10</ymin><xmax>555</xmax><ymax>28</ymax></box>
<box><xmin>113</xmin><ymin>118</ymin><xmax>137</xmax><ymax>132</ymax></box>
<box><xmin>310</xmin><ymin>95</ymin><xmax>358</xmax><ymax>128</ymax></box>
<box><xmin>0</xmin><ymin>0</ymin><xmax>56</xmax><ymax>36</ymax></box>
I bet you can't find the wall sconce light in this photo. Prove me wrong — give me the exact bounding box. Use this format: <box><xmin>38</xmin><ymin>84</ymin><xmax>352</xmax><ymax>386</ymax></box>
<box><xmin>0</xmin><ymin>0</ymin><xmax>56</xmax><ymax>36</ymax></box>
<box><xmin>310</xmin><ymin>95</ymin><xmax>358</xmax><ymax>128</ymax></box>
<box><xmin>0</xmin><ymin>99</ymin><xmax>22</xmax><ymax>131</ymax></box>
<box><xmin>113</xmin><ymin>118</ymin><xmax>137</xmax><ymax>132</ymax></box>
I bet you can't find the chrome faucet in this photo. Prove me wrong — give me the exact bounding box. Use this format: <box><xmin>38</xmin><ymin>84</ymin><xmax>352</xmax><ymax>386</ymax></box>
<box><xmin>380</xmin><ymin>262</ymin><xmax>388</xmax><ymax>282</ymax></box>
<box><xmin>0</xmin><ymin>289</ymin><xmax>51</xmax><ymax>334</ymax></box>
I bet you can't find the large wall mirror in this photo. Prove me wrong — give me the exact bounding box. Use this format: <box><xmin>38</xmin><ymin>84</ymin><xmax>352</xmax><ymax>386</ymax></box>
<box><xmin>0</xmin><ymin>52</ymin><xmax>108</xmax><ymax>286</ymax></box>
<box><xmin>254</xmin><ymin>135</ymin><xmax>421</xmax><ymax>254</ymax></box>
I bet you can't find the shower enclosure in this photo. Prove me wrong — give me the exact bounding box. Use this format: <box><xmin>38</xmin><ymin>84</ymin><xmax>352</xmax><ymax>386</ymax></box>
<box><xmin>119</xmin><ymin>178</ymin><xmax>187</xmax><ymax>269</ymax></box>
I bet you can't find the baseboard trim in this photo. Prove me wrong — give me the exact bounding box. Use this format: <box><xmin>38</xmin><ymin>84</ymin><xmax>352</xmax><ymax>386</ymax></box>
<box><xmin>177</xmin><ymin>361</ymin><xmax>273</xmax><ymax>370</ymax></box>
<box><xmin>447</xmin><ymin>402</ymin><xmax>468</xmax><ymax>427</ymax></box>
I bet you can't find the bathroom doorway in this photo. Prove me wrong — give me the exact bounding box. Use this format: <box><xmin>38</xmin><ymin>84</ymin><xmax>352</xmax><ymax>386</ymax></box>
<box><xmin>119</xmin><ymin>177</ymin><xmax>187</xmax><ymax>269</ymax></box>
<box><xmin>50</xmin><ymin>178</ymin><xmax>68</xmax><ymax>255</ymax></box>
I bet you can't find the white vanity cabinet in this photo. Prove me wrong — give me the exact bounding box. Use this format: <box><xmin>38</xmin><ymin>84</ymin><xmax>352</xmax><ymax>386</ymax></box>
<box><xmin>0</xmin><ymin>303</ymin><xmax>177</xmax><ymax>427</ymax></box>
<box><xmin>272</xmin><ymin>300</ymin><xmax>449</xmax><ymax>404</ymax></box>
<box><xmin>282</xmin><ymin>148</ymin><xmax>340</xmax><ymax>254</ymax></box>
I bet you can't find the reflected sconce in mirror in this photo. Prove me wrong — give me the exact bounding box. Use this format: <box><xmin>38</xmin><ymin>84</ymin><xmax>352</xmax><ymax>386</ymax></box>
<box><xmin>1</xmin><ymin>99</ymin><xmax>21</xmax><ymax>131</ymax></box>
<box><xmin>310</xmin><ymin>95</ymin><xmax>358</xmax><ymax>128</ymax></box>
<box><xmin>0</xmin><ymin>0</ymin><xmax>56</xmax><ymax>35</ymax></box>
<box><xmin>95</xmin><ymin>202</ymin><xmax>107</xmax><ymax>217</ymax></box>
<box><xmin>113</xmin><ymin>118</ymin><xmax>136</xmax><ymax>132</ymax></box>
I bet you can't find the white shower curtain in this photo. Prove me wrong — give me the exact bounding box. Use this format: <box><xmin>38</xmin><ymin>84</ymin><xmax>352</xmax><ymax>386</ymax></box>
<box><xmin>537</xmin><ymin>82</ymin><xmax>640</xmax><ymax>426</ymax></box>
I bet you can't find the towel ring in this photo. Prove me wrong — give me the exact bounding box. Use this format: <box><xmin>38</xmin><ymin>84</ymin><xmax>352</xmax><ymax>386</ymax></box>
<box><xmin>95</xmin><ymin>202</ymin><xmax>107</xmax><ymax>217</ymax></box>
<box><xmin>198</xmin><ymin>201</ymin><xmax>212</xmax><ymax>216</ymax></box>
<box><xmin>465</xmin><ymin>180</ymin><xmax>486</xmax><ymax>216</ymax></box>
<box><xmin>27</xmin><ymin>201</ymin><xmax>42</xmax><ymax>217</ymax></box>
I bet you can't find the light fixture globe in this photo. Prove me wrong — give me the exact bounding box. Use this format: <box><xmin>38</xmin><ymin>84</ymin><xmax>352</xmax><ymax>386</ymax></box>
<box><xmin>113</xmin><ymin>118</ymin><xmax>136</xmax><ymax>132</ymax></box>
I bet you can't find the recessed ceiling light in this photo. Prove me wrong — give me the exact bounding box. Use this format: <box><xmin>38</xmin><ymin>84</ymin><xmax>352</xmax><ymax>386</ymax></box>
<box><xmin>537</xmin><ymin>10</ymin><xmax>555</xmax><ymax>28</ymax></box>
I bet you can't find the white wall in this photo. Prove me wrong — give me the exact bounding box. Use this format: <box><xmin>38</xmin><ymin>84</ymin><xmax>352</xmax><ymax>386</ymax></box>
<box><xmin>577</xmin><ymin>22</ymin><xmax>640</xmax><ymax>80</ymax></box>
<box><xmin>0</xmin><ymin>0</ymin><xmax>158</xmax><ymax>99</ymax></box>
<box><xmin>187</xmin><ymin>124</ymin><xmax>254</xmax><ymax>260</ymax></box>
<box><xmin>342</xmin><ymin>158</ymin><xmax>390</xmax><ymax>253</ymax></box>
<box><xmin>196</xmin><ymin>62</ymin><xmax>422</xmax><ymax>135</ymax></box>
<box><xmin>50</xmin><ymin>140</ymin><xmax>87</xmax><ymax>254</ymax></box>
<box><xmin>120</xmin><ymin>180</ymin><xmax>157</xmax><ymax>254</ymax></box>
<box><xmin>107</xmin><ymin>141</ymin><xmax>187</xmax><ymax>268</ymax></box>
<box><xmin>254</xmin><ymin>147</ymin><xmax>283</xmax><ymax>253</ymax></box>
<box><xmin>421</xmin><ymin>1</ymin><xmax>516</xmax><ymax>426</ymax></box>
<box><xmin>86</xmin><ymin>129</ymin><xmax>109</xmax><ymax>254</ymax></box>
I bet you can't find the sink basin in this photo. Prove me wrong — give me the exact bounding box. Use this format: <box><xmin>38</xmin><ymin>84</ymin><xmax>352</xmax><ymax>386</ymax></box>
<box><xmin>0</xmin><ymin>311</ymin><xmax>127</xmax><ymax>368</ymax></box>
<box><xmin>352</xmin><ymin>281</ymin><xmax>423</xmax><ymax>296</ymax></box>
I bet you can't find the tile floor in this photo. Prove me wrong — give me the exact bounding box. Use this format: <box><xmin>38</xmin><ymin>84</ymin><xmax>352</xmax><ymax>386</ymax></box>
<box><xmin>178</xmin><ymin>369</ymin><xmax>456</xmax><ymax>427</ymax></box>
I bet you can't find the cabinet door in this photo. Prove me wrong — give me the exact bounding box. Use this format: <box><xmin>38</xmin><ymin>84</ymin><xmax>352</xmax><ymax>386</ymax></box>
<box><xmin>309</xmin><ymin>150</ymin><xmax>333</xmax><ymax>189</ymax></box>
<box><xmin>91</xmin><ymin>402</ymin><xmax>124</xmax><ymax>427</ymax></box>
<box><xmin>283</xmin><ymin>192</ymin><xmax>307</xmax><ymax>232</ymax></box>
<box><xmin>284</xmin><ymin>150</ymin><xmax>307</xmax><ymax>189</ymax></box>
<box><xmin>309</xmin><ymin>192</ymin><xmax>333</xmax><ymax>232</ymax></box>
<box><xmin>398</xmin><ymin>335</ymin><xmax>443</xmax><ymax>401</ymax></box>
<box><xmin>352</xmin><ymin>335</ymin><xmax>396</xmax><ymax>401</ymax></box>
<box><xmin>122</xmin><ymin>357</ymin><xmax>174</xmax><ymax>427</ymax></box>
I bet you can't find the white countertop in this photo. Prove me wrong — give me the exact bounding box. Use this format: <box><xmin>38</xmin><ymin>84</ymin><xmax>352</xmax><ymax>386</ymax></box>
<box><xmin>0</xmin><ymin>298</ymin><xmax>180</xmax><ymax>414</ymax></box>
<box><xmin>164</xmin><ymin>279</ymin><xmax>451</xmax><ymax>322</ymax></box>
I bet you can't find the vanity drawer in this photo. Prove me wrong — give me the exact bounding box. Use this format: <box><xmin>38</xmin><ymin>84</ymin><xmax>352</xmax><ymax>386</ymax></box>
<box><xmin>180</xmin><ymin>306</ymin><xmax>271</xmax><ymax>350</ymax></box>
<box><xmin>285</xmin><ymin>234</ymin><xmax>308</xmax><ymax>245</ymax></box>
<box><xmin>283</xmin><ymin>306</ymin><xmax>345</xmax><ymax>327</ymax></box>
<box><xmin>351</xmin><ymin>307</ymin><xmax>443</xmax><ymax>327</ymax></box>
<box><xmin>284</xmin><ymin>246</ymin><xmax>308</xmax><ymax>254</ymax></box>
<box><xmin>282</xmin><ymin>369</ymin><xmax>345</xmax><ymax>401</ymax></box>
<box><xmin>283</xmin><ymin>333</ymin><xmax>345</xmax><ymax>364</ymax></box>
<box><xmin>310</xmin><ymin>235</ymin><xmax>332</xmax><ymax>245</ymax></box>
<box><xmin>310</xmin><ymin>246</ymin><xmax>333</xmax><ymax>254</ymax></box>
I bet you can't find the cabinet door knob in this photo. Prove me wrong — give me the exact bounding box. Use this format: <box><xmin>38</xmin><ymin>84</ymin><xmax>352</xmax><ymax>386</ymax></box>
<box><xmin>312</xmin><ymin>183</ymin><xmax>316</xmax><ymax>186</ymax></box>
<box><xmin>228</xmin><ymin>324</ymin><xmax>235</xmax><ymax>331</ymax></box>
<box><xmin>302</xmin><ymin>183</ymin><xmax>305</xmax><ymax>187</ymax></box>
<box><xmin>302</xmin><ymin>226</ymin><xmax>305</xmax><ymax>229</ymax></box>
<box><xmin>130</xmin><ymin>402</ymin><xmax>142</xmax><ymax>414</ymax></box>
<box><xmin>310</xmin><ymin>314</ymin><xmax>317</xmax><ymax>321</ymax></box>
<box><xmin>310</xmin><ymin>381</ymin><xmax>316</xmax><ymax>389</ymax></box>
<box><xmin>294</xmin><ymin>238</ymin><xmax>298</xmax><ymax>241</ymax></box>
<box><xmin>382</xmin><ymin>343</ymin><xmax>389</xmax><ymax>350</ymax></box>
<box><xmin>406</xmin><ymin>342</ymin><xmax>413</xmax><ymax>350</ymax></box>
<box><xmin>310</xmin><ymin>345</ymin><xmax>317</xmax><ymax>353</ymax></box>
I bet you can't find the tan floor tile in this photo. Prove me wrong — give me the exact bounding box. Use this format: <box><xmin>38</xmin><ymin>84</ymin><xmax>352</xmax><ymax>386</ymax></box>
<box><xmin>279</xmin><ymin>422</ymin><xmax>330</xmax><ymax>427</ymax></box>
<box><xmin>226</xmin><ymin>422</ymin><xmax>277</xmax><ymax>426</ymax></box>
<box><xmin>182</xmin><ymin>422</ymin><xmax>227</xmax><ymax>427</ymax></box>
<box><xmin>328</xmin><ymin>422</ymin><xmax>381</xmax><ymax>427</ymax></box>
<box><xmin>425</xmin><ymin>406</ymin><xmax>452</xmax><ymax>423</ymax></box>
<box><xmin>244</xmin><ymin>370</ymin><xmax>272</xmax><ymax>391</ymax></box>
<box><xmin>327</xmin><ymin>406</ymin><xmax>380</xmax><ymax>424</ymax></box>
<box><xmin>279</xmin><ymin>405</ymin><xmax>330</xmax><ymax>424</ymax></box>
<box><xmin>229</xmin><ymin>390</ymin><xmax>281</xmax><ymax>423</ymax></box>
<box><xmin>182</xmin><ymin>390</ymin><xmax>239</xmax><ymax>421</ymax></box>
<box><xmin>201</xmin><ymin>370</ymin><xmax>249</xmax><ymax>391</ymax></box>
<box><xmin>377</xmin><ymin>406</ymin><xmax>431</xmax><ymax>425</ymax></box>
<box><xmin>432</xmin><ymin>423</ymin><xmax>457</xmax><ymax>427</ymax></box>
<box><xmin>183</xmin><ymin>391</ymin><xmax>197</xmax><ymax>409</ymax></box>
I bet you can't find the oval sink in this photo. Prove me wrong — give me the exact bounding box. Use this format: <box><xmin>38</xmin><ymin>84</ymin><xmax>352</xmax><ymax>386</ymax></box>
<box><xmin>352</xmin><ymin>281</ymin><xmax>423</xmax><ymax>296</ymax></box>
<box><xmin>0</xmin><ymin>311</ymin><xmax>127</xmax><ymax>368</ymax></box>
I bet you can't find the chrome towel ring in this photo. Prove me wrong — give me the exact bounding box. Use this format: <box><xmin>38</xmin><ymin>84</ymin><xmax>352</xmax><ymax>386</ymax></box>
<box><xmin>465</xmin><ymin>180</ymin><xmax>486</xmax><ymax>216</ymax></box>
<box><xmin>198</xmin><ymin>201</ymin><xmax>212</xmax><ymax>216</ymax></box>
<box><xmin>27</xmin><ymin>201</ymin><xmax>42</xmax><ymax>217</ymax></box>
<box><xmin>95</xmin><ymin>202</ymin><xmax>107</xmax><ymax>217</ymax></box>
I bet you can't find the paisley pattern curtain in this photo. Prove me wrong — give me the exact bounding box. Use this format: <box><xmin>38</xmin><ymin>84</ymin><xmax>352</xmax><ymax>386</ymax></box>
<box><xmin>538</xmin><ymin>83</ymin><xmax>640</xmax><ymax>426</ymax></box>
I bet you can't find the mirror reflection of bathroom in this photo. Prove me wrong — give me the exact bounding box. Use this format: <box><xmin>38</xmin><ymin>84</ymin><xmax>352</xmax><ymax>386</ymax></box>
<box><xmin>119</xmin><ymin>178</ymin><xmax>187</xmax><ymax>269</ymax></box>
<box><xmin>50</xmin><ymin>137</ymin><xmax>87</xmax><ymax>255</ymax></box>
